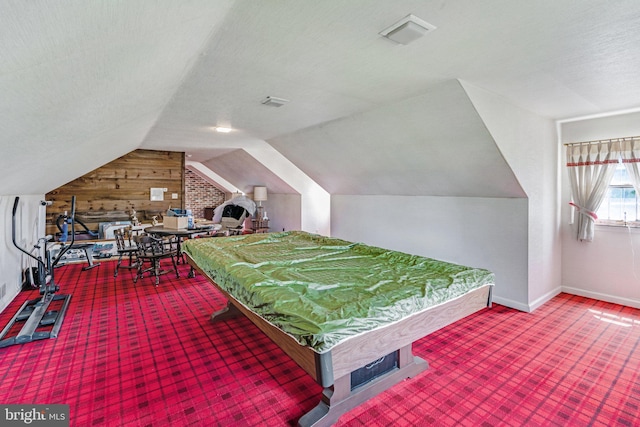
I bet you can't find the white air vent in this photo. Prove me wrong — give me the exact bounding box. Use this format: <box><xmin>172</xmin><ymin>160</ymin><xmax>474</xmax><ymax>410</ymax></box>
<box><xmin>379</xmin><ymin>14</ymin><xmax>436</xmax><ymax>45</ymax></box>
<box><xmin>261</xmin><ymin>96</ymin><xmax>289</xmax><ymax>107</ymax></box>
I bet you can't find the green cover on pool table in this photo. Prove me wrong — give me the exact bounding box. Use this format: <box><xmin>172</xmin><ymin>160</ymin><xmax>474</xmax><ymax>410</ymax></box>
<box><xmin>182</xmin><ymin>231</ymin><xmax>494</xmax><ymax>353</ymax></box>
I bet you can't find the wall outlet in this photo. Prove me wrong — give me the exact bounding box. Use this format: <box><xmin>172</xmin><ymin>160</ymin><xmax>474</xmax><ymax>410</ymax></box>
<box><xmin>172</xmin><ymin>193</ymin><xmax>178</xmax><ymax>199</ymax></box>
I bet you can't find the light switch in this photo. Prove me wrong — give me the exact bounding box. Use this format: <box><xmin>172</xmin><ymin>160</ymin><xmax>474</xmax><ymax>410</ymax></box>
<box><xmin>172</xmin><ymin>193</ymin><xmax>178</xmax><ymax>199</ymax></box>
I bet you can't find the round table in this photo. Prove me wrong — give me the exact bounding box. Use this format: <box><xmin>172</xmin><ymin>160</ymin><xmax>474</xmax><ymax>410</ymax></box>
<box><xmin>144</xmin><ymin>225</ymin><xmax>215</xmax><ymax>277</ymax></box>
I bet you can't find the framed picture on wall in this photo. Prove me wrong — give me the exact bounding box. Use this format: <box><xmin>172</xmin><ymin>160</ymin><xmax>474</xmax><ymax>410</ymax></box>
<box><xmin>150</xmin><ymin>188</ymin><xmax>165</xmax><ymax>201</ymax></box>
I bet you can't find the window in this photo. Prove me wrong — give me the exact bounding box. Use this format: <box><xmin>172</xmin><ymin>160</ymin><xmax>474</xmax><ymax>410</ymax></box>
<box><xmin>596</xmin><ymin>161</ymin><xmax>639</xmax><ymax>226</ymax></box>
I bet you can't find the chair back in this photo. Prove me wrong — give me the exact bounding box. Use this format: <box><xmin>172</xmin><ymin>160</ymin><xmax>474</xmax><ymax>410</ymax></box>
<box><xmin>114</xmin><ymin>226</ymin><xmax>134</xmax><ymax>251</ymax></box>
<box><xmin>134</xmin><ymin>234</ymin><xmax>178</xmax><ymax>257</ymax></box>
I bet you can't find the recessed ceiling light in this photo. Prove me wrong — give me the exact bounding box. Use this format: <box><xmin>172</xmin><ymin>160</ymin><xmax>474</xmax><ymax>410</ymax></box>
<box><xmin>215</xmin><ymin>127</ymin><xmax>232</xmax><ymax>133</ymax></box>
<box><xmin>379</xmin><ymin>14</ymin><xmax>436</xmax><ymax>45</ymax></box>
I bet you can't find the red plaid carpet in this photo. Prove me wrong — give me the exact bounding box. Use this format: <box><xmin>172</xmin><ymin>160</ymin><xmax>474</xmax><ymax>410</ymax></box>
<box><xmin>0</xmin><ymin>262</ymin><xmax>638</xmax><ymax>426</ymax></box>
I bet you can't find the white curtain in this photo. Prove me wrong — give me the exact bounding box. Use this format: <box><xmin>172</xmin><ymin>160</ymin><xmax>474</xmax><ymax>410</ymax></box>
<box><xmin>566</xmin><ymin>141</ymin><xmax>621</xmax><ymax>241</ymax></box>
<box><xmin>621</xmin><ymin>138</ymin><xmax>640</xmax><ymax>197</ymax></box>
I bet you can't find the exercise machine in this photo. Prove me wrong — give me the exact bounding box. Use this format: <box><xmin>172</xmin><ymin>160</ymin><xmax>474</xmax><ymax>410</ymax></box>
<box><xmin>0</xmin><ymin>197</ymin><xmax>75</xmax><ymax>348</ymax></box>
<box><xmin>56</xmin><ymin>213</ymin><xmax>98</xmax><ymax>241</ymax></box>
<box><xmin>55</xmin><ymin>243</ymin><xmax>101</xmax><ymax>271</ymax></box>
<box><xmin>55</xmin><ymin>212</ymin><xmax>101</xmax><ymax>271</ymax></box>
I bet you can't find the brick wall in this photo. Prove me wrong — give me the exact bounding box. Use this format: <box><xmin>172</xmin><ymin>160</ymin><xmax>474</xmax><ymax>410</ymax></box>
<box><xmin>185</xmin><ymin>169</ymin><xmax>226</xmax><ymax>218</ymax></box>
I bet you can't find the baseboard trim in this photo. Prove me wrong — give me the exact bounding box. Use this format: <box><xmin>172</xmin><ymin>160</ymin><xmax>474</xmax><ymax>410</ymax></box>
<box><xmin>492</xmin><ymin>287</ymin><xmax>562</xmax><ymax>313</ymax></box>
<box><xmin>529</xmin><ymin>287</ymin><xmax>563</xmax><ymax>312</ymax></box>
<box><xmin>561</xmin><ymin>286</ymin><xmax>640</xmax><ymax>309</ymax></box>
<box><xmin>492</xmin><ymin>295</ymin><xmax>530</xmax><ymax>312</ymax></box>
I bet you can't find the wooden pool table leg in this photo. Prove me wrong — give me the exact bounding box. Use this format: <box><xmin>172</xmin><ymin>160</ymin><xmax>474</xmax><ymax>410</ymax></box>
<box><xmin>298</xmin><ymin>345</ymin><xmax>428</xmax><ymax>427</ymax></box>
<box><xmin>209</xmin><ymin>302</ymin><xmax>242</xmax><ymax>322</ymax></box>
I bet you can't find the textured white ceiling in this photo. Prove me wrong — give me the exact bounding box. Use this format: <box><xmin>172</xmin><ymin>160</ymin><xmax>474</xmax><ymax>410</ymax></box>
<box><xmin>2</xmin><ymin>1</ymin><xmax>640</xmax><ymax>196</ymax></box>
<box><xmin>0</xmin><ymin>0</ymin><xmax>235</xmax><ymax>194</ymax></box>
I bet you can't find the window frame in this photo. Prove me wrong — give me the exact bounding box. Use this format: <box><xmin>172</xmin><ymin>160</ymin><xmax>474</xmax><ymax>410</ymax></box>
<box><xmin>595</xmin><ymin>163</ymin><xmax>640</xmax><ymax>227</ymax></box>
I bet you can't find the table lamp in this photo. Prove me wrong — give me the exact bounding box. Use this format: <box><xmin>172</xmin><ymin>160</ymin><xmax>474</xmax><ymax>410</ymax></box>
<box><xmin>253</xmin><ymin>186</ymin><xmax>267</xmax><ymax>220</ymax></box>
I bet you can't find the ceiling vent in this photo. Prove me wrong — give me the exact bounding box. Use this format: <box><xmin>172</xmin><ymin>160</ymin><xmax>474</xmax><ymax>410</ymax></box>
<box><xmin>379</xmin><ymin>14</ymin><xmax>436</xmax><ymax>45</ymax></box>
<box><xmin>261</xmin><ymin>96</ymin><xmax>289</xmax><ymax>107</ymax></box>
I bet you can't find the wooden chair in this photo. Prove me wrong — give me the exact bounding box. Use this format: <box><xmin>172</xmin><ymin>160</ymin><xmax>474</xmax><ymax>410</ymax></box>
<box><xmin>113</xmin><ymin>226</ymin><xmax>137</xmax><ymax>278</ymax></box>
<box><xmin>133</xmin><ymin>234</ymin><xmax>180</xmax><ymax>286</ymax></box>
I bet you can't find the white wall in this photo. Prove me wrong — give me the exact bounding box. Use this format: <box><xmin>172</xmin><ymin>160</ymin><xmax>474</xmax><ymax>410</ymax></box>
<box><xmin>240</xmin><ymin>140</ymin><xmax>331</xmax><ymax>236</ymax></box>
<box><xmin>0</xmin><ymin>195</ymin><xmax>44</xmax><ymax>313</ymax></box>
<box><xmin>331</xmin><ymin>195</ymin><xmax>529</xmax><ymax>310</ymax></box>
<box><xmin>331</xmin><ymin>83</ymin><xmax>561</xmax><ymax>312</ymax></box>
<box><xmin>560</xmin><ymin>111</ymin><xmax>640</xmax><ymax>308</ymax></box>
<box><xmin>462</xmin><ymin>82</ymin><xmax>562</xmax><ymax>310</ymax></box>
<box><xmin>260</xmin><ymin>193</ymin><xmax>301</xmax><ymax>233</ymax></box>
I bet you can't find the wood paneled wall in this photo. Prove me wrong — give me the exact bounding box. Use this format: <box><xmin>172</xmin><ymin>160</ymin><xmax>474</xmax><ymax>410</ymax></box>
<box><xmin>45</xmin><ymin>149</ymin><xmax>184</xmax><ymax>236</ymax></box>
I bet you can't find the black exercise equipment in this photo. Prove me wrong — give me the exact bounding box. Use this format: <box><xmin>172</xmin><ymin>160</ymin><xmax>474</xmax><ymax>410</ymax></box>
<box><xmin>0</xmin><ymin>197</ymin><xmax>75</xmax><ymax>348</ymax></box>
<box><xmin>56</xmin><ymin>243</ymin><xmax>101</xmax><ymax>271</ymax></box>
<box><xmin>55</xmin><ymin>213</ymin><xmax>98</xmax><ymax>240</ymax></box>
<box><xmin>54</xmin><ymin>213</ymin><xmax>101</xmax><ymax>270</ymax></box>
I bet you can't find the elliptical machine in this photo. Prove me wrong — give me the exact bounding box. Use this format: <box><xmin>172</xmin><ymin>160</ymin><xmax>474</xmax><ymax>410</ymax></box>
<box><xmin>0</xmin><ymin>196</ymin><xmax>75</xmax><ymax>348</ymax></box>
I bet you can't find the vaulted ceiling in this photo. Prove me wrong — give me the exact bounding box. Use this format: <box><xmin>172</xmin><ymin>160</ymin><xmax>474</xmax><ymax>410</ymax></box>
<box><xmin>2</xmin><ymin>1</ymin><xmax>640</xmax><ymax>196</ymax></box>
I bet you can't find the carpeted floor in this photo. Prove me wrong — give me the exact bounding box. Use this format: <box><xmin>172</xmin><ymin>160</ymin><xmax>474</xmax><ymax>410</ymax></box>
<box><xmin>0</xmin><ymin>261</ymin><xmax>638</xmax><ymax>426</ymax></box>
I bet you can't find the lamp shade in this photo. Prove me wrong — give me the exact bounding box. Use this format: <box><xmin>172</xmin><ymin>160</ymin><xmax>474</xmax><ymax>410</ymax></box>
<box><xmin>253</xmin><ymin>186</ymin><xmax>268</xmax><ymax>202</ymax></box>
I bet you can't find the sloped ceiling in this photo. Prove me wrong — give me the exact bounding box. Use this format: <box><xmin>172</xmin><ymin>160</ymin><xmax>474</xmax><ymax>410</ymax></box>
<box><xmin>200</xmin><ymin>149</ymin><xmax>296</xmax><ymax>195</ymax></box>
<box><xmin>0</xmin><ymin>1</ymin><xmax>235</xmax><ymax>195</ymax></box>
<box><xmin>3</xmin><ymin>1</ymin><xmax>640</xmax><ymax>197</ymax></box>
<box><xmin>270</xmin><ymin>80</ymin><xmax>524</xmax><ymax>197</ymax></box>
